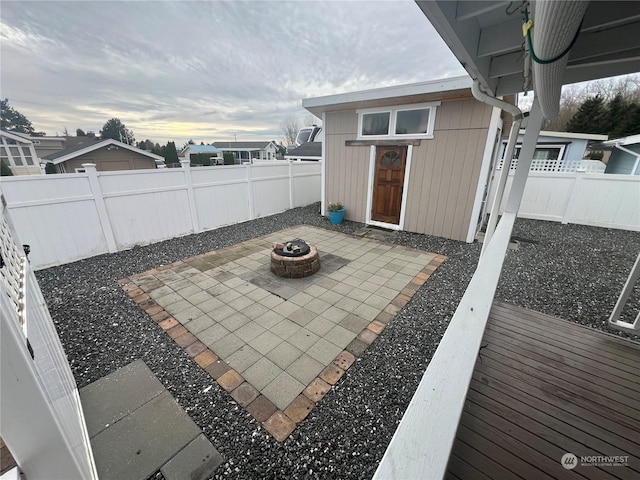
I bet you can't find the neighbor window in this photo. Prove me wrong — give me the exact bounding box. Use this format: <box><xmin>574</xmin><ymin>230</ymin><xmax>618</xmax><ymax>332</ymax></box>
<box><xmin>357</xmin><ymin>102</ymin><xmax>438</xmax><ymax>139</ymax></box>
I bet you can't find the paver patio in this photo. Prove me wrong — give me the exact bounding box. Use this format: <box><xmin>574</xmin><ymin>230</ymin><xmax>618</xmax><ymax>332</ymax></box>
<box><xmin>120</xmin><ymin>226</ymin><xmax>445</xmax><ymax>441</ymax></box>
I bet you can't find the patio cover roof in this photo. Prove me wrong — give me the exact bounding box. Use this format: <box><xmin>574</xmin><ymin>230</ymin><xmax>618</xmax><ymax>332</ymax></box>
<box><xmin>416</xmin><ymin>1</ymin><xmax>640</xmax><ymax>100</ymax></box>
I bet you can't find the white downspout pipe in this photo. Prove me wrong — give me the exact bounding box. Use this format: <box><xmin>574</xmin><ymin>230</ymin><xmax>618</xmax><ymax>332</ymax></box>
<box><xmin>470</xmin><ymin>80</ymin><xmax>524</xmax><ymax>257</ymax></box>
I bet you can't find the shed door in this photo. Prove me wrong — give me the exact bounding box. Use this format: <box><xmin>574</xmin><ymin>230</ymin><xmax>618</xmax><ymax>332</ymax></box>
<box><xmin>372</xmin><ymin>146</ymin><xmax>407</xmax><ymax>225</ymax></box>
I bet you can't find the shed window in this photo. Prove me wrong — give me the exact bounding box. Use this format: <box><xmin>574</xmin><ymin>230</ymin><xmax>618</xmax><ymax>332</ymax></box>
<box><xmin>362</xmin><ymin>112</ymin><xmax>390</xmax><ymax>136</ymax></box>
<box><xmin>357</xmin><ymin>102</ymin><xmax>438</xmax><ymax>139</ymax></box>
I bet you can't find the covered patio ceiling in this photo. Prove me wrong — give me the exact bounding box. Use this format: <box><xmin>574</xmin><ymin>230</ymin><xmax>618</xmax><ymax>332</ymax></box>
<box><xmin>417</xmin><ymin>1</ymin><xmax>640</xmax><ymax>98</ymax></box>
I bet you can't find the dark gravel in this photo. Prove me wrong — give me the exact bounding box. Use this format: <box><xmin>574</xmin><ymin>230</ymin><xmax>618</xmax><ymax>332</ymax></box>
<box><xmin>36</xmin><ymin>202</ymin><xmax>640</xmax><ymax>480</ymax></box>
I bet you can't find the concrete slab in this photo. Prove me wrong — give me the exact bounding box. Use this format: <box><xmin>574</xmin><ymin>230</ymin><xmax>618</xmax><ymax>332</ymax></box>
<box><xmin>160</xmin><ymin>434</ymin><xmax>224</xmax><ymax>480</ymax></box>
<box><xmin>89</xmin><ymin>391</ymin><xmax>200</xmax><ymax>480</ymax></box>
<box><xmin>79</xmin><ymin>359</ymin><xmax>165</xmax><ymax>437</ymax></box>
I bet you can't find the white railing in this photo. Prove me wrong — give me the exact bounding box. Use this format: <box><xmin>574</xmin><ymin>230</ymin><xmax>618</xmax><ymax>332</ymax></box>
<box><xmin>497</xmin><ymin>157</ymin><xmax>606</xmax><ymax>173</ymax></box>
<box><xmin>487</xmin><ymin>170</ymin><xmax>640</xmax><ymax>231</ymax></box>
<box><xmin>373</xmin><ymin>213</ymin><xmax>517</xmax><ymax>479</ymax></box>
<box><xmin>0</xmin><ymin>199</ymin><xmax>98</xmax><ymax>479</ymax></box>
<box><xmin>0</xmin><ymin>160</ymin><xmax>321</xmax><ymax>269</ymax></box>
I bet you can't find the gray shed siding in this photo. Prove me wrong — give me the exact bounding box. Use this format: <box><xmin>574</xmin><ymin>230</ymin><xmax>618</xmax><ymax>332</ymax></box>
<box><xmin>325</xmin><ymin>98</ymin><xmax>493</xmax><ymax>241</ymax></box>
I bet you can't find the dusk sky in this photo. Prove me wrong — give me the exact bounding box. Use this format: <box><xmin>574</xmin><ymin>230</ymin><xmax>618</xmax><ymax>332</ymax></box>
<box><xmin>0</xmin><ymin>0</ymin><xmax>467</xmax><ymax>145</ymax></box>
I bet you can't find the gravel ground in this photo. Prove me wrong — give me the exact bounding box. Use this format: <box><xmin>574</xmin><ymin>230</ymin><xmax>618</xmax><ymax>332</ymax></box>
<box><xmin>36</xmin><ymin>203</ymin><xmax>640</xmax><ymax>480</ymax></box>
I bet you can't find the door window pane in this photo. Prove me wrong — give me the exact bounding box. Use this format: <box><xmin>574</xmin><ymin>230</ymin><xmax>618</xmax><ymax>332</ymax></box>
<box><xmin>396</xmin><ymin>108</ymin><xmax>429</xmax><ymax>135</ymax></box>
<box><xmin>362</xmin><ymin>112</ymin><xmax>390</xmax><ymax>136</ymax></box>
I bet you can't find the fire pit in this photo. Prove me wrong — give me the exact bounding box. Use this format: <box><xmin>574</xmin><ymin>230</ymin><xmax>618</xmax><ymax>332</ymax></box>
<box><xmin>271</xmin><ymin>239</ymin><xmax>320</xmax><ymax>278</ymax></box>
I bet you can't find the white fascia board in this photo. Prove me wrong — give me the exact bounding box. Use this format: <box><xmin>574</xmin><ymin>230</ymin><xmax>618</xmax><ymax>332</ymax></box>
<box><xmin>302</xmin><ymin>76</ymin><xmax>472</xmax><ymax>112</ymax></box>
<box><xmin>519</xmin><ymin>130</ymin><xmax>609</xmax><ymax>141</ymax></box>
<box><xmin>602</xmin><ymin>134</ymin><xmax>640</xmax><ymax>147</ymax></box>
<box><xmin>52</xmin><ymin>139</ymin><xmax>164</xmax><ymax>165</ymax></box>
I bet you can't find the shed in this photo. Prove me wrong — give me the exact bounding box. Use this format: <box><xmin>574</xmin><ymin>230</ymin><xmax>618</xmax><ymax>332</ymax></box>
<box><xmin>44</xmin><ymin>139</ymin><xmax>163</xmax><ymax>173</ymax></box>
<box><xmin>303</xmin><ymin>76</ymin><xmax>503</xmax><ymax>242</ymax></box>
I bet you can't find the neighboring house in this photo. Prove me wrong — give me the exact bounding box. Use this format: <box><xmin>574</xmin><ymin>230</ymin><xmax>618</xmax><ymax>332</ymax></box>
<box><xmin>498</xmin><ymin>130</ymin><xmax>608</xmax><ymax>173</ymax></box>
<box><xmin>0</xmin><ymin>130</ymin><xmax>42</xmax><ymax>175</ymax></box>
<box><xmin>44</xmin><ymin>139</ymin><xmax>163</xmax><ymax>173</ymax></box>
<box><xmin>284</xmin><ymin>141</ymin><xmax>322</xmax><ymax>162</ymax></box>
<box><xmin>302</xmin><ymin>76</ymin><xmax>504</xmax><ymax>242</ymax></box>
<box><xmin>212</xmin><ymin>141</ymin><xmax>278</xmax><ymax>163</ymax></box>
<box><xmin>179</xmin><ymin>144</ymin><xmax>224</xmax><ymax>165</ymax></box>
<box><xmin>601</xmin><ymin>134</ymin><xmax>640</xmax><ymax>175</ymax></box>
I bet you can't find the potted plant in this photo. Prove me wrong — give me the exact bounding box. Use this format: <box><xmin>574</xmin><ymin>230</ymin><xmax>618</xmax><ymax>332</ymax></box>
<box><xmin>327</xmin><ymin>202</ymin><xmax>346</xmax><ymax>224</ymax></box>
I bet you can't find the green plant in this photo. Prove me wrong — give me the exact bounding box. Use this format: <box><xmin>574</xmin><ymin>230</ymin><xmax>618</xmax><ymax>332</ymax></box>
<box><xmin>327</xmin><ymin>202</ymin><xmax>344</xmax><ymax>212</ymax></box>
<box><xmin>223</xmin><ymin>153</ymin><xmax>235</xmax><ymax>165</ymax></box>
<box><xmin>0</xmin><ymin>159</ymin><xmax>13</xmax><ymax>176</ymax></box>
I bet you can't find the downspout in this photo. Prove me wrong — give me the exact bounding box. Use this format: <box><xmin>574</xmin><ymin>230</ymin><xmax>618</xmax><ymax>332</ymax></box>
<box><xmin>470</xmin><ymin>80</ymin><xmax>524</xmax><ymax>257</ymax></box>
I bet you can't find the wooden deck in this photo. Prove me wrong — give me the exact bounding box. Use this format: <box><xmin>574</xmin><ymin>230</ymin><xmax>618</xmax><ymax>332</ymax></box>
<box><xmin>446</xmin><ymin>301</ymin><xmax>640</xmax><ymax>480</ymax></box>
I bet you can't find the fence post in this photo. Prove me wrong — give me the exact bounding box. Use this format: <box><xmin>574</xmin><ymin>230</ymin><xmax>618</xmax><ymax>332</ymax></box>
<box><xmin>562</xmin><ymin>168</ymin><xmax>586</xmax><ymax>225</ymax></box>
<box><xmin>83</xmin><ymin>163</ymin><xmax>117</xmax><ymax>253</ymax></box>
<box><xmin>180</xmin><ymin>160</ymin><xmax>201</xmax><ymax>233</ymax></box>
<box><xmin>246</xmin><ymin>164</ymin><xmax>255</xmax><ymax>220</ymax></box>
<box><xmin>288</xmin><ymin>160</ymin><xmax>294</xmax><ymax>209</ymax></box>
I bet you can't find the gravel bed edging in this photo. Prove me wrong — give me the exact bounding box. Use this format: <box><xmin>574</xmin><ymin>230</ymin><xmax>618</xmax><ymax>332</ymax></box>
<box><xmin>35</xmin><ymin>202</ymin><xmax>640</xmax><ymax>479</ymax></box>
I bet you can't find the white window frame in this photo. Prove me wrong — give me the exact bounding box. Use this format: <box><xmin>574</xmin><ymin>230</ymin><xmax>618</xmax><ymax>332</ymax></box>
<box><xmin>357</xmin><ymin>102</ymin><xmax>440</xmax><ymax>140</ymax></box>
<box><xmin>501</xmin><ymin>142</ymin><xmax>567</xmax><ymax>161</ymax></box>
<box><xmin>74</xmin><ymin>167</ymin><xmax>86</xmax><ymax>173</ymax></box>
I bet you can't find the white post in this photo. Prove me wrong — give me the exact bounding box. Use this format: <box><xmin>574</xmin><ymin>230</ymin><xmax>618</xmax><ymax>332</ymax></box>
<box><xmin>320</xmin><ymin>112</ymin><xmax>327</xmax><ymax>216</ymax></box>
<box><xmin>505</xmin><ymin>98</ymin><xmax>544</xmax><ymax>214</ymax></box>
<box><xmin>561</xmin><ymin>168</ymin><xmax>586</xmax><ymax>224</ymax></box>
<box><xmin>246</xmin><ymin>164</ymin><xmax>255</xmax><ymax>220</ymax></box>
<box><xmin>481</xmin><ymin>118</ymin><xmax>522</xmax><ymax>256</ymax></box>
<box><xmin>83</xmin><ymin>163</ymin><xmax>117</xmax><ymax>253</ymax></box>
<box><xmin>180</xmin><ymin>159</ymin><xmax>201</xmax><ymax>233</ymax></box>
<box><xmin>288</xmin><ymin>160</ymin><xmax>294</xmax><ymax>209</ymax></box>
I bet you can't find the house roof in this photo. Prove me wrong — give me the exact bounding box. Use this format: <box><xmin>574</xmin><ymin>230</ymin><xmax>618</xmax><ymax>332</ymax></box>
<box><xmin>416</xmin><ymin>2</ymin><xmax>640</xmax><ymax>104</ymax></box>
<box><xmin>302</xmin><ymin>76</ymin><xmax>472</xmax><ymax>117</ymax></box>
<box><xmin>285</xmin><ymin>142</ymin><xmax>322</xmax><ymax>158</ymax></box>
<box><xmin>43</xmin><ymin>139</ymin><xmax>164</xmax><ymax>165</ymax></box>
<box><xmin>212</xmin><ymin>141</ymin><xmax>275</xmax><ymax>150</ymax></box>
<box><xmin>0</xmin><ymin>129</ymin><xmax>35</xmax><ymax>144</ymax></box>
<box><xmin>181</xmin><ymin>145</ymin><xmax>221</xmax><ymax>154</ymax></box>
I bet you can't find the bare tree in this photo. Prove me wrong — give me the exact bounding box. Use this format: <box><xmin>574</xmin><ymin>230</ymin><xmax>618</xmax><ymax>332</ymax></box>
<box><xmin>280</xmin><ymin>116</ymin><xmax>299</xmax><ymax>146</ymax></box>
<box><xmin>303</xmin><ymin>115</ymin><xmax>320</xmax><ymax>127</ymax></box>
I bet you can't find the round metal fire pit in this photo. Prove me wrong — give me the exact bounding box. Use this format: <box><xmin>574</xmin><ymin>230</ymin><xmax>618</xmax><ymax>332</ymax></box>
<box><xmin>271</xmin><ymin>239</ymin><xmax>320</xmax><ymax>278</ymax></box>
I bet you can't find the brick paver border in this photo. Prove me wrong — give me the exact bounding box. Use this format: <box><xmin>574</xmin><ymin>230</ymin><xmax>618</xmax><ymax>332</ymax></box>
<box><xmin>119</xmin><ymin>230</ymin><xmax>446</xmax><ymax>442</ymax></box>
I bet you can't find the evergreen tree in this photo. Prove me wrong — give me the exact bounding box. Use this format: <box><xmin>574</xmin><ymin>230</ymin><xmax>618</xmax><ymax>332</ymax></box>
<box><xmin>1</xmin><ymin>99</ymin><xmax>45</xmax><ymax>135</ymax></box>
<box><xmin>566</xmin><ymin>95</ymin><xmax>608</xmax><ymax>134</ymax></box>
<box><xmin>164</xmin><ymin>141</ymin><xmax>179</xmax><ymax>164</ymax></box>
<box><xmin>605</xmin><ymin>93</ymin><xmax>628</xmax><ymax>138</ymax></box>
<box><xmin>76</xmin><ymin>128</ymin><xmax>86</xmax><ymax>136</ymax></box>
<box><xmin>619</xmin><ymin>103</ymin><xmax>640</xmax><ymax>138</ymax></box>
<box><xmin>100</xmin><ymin>118</ymin><xmax>135</xmax><ymax>144</ymax></box>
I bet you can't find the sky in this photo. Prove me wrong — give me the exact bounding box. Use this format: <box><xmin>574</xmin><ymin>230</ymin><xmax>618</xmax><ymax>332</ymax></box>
<box><xmin>0</xmin><ymin>0</ymin><xmax>467</xmax><ymax>145</ymax></box>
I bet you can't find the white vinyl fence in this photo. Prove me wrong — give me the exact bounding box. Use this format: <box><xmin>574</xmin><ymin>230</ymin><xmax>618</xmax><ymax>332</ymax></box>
<box><xmin>0</xmin><ymin>160</ymin><xmax>321</xmax><ymax>269</ymax></box>
<box><xmin>487</xmin><ymin>169</ymin><xmax>640</xmax><ymax>231</ymax></box>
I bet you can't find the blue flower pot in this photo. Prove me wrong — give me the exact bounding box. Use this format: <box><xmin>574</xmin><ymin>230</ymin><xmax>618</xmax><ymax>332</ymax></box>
<box><xmin>328</xmin><ymin>208</ymin><xmax>346</xmax><ymax>224</ymax></box>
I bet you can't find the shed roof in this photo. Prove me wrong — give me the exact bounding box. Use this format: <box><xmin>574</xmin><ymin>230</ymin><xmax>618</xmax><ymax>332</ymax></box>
<box><xmin>212</xmin><ymin>141</ymin><xmax>275</xmax><ymax>149</ymax></box>
<box><xmin>285</xmin><ymin>142</ymin><xmax>322</xmax><ymax>158</ymax></box>
<box><xmin>302</xmin><ymin>76</ymin><xmax>472</xmax><ymax>117</ymax></box>
<box><xmin>182</xmin><ymin>145</ymin><xmax>221</xmax><ymax>154</ymax></box>
<box><xmin>44</xmin><ymin>139</ymin><xmax>164</xmax><ymax>165</ymax></box>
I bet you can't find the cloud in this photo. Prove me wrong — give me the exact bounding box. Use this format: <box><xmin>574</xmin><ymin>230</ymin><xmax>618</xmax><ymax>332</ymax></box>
<box><xmin>0</xmin><ymin>0</ymin><xmax>465</xmax><ymax>143</ymax></box>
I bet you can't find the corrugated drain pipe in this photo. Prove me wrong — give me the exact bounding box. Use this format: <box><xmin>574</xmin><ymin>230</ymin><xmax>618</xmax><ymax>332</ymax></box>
<box><xmin>471</xmin><ymin>80</ymin><xmax>524</xmax><ymax>257</ymax></box>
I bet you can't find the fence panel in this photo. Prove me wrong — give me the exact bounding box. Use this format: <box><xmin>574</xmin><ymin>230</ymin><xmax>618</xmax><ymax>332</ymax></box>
<box><xmin>291</xmin><ymin>163</ymin><xmax>322</xmax><ymax>208</ymax></box>
<box><xmin>0</xmin><ymin>175</ymin><xmax>109</xmax><ymax>268</ymax></box>
<box><xmin>1</xmin><ymin>162</ymin><xmax>321</xmax><ymax>269</ymax></box>
<box><xmin>487</xmin><ymin>169</ymin><xmax>640</xmax><ymax>231</ymax></box>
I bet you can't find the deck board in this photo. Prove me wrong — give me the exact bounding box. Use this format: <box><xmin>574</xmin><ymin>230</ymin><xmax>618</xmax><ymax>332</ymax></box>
<box><xmin>445</xmin><ymin>301</ymin><xmax>640</xmax><ymax>480</ymax></box>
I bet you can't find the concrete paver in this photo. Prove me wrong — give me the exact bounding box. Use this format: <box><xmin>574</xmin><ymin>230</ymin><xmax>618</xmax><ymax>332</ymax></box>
<box><xmin>125</xmin><ymin>226</ymin><xmax>445</xmax><ymax>442</ymax></box>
